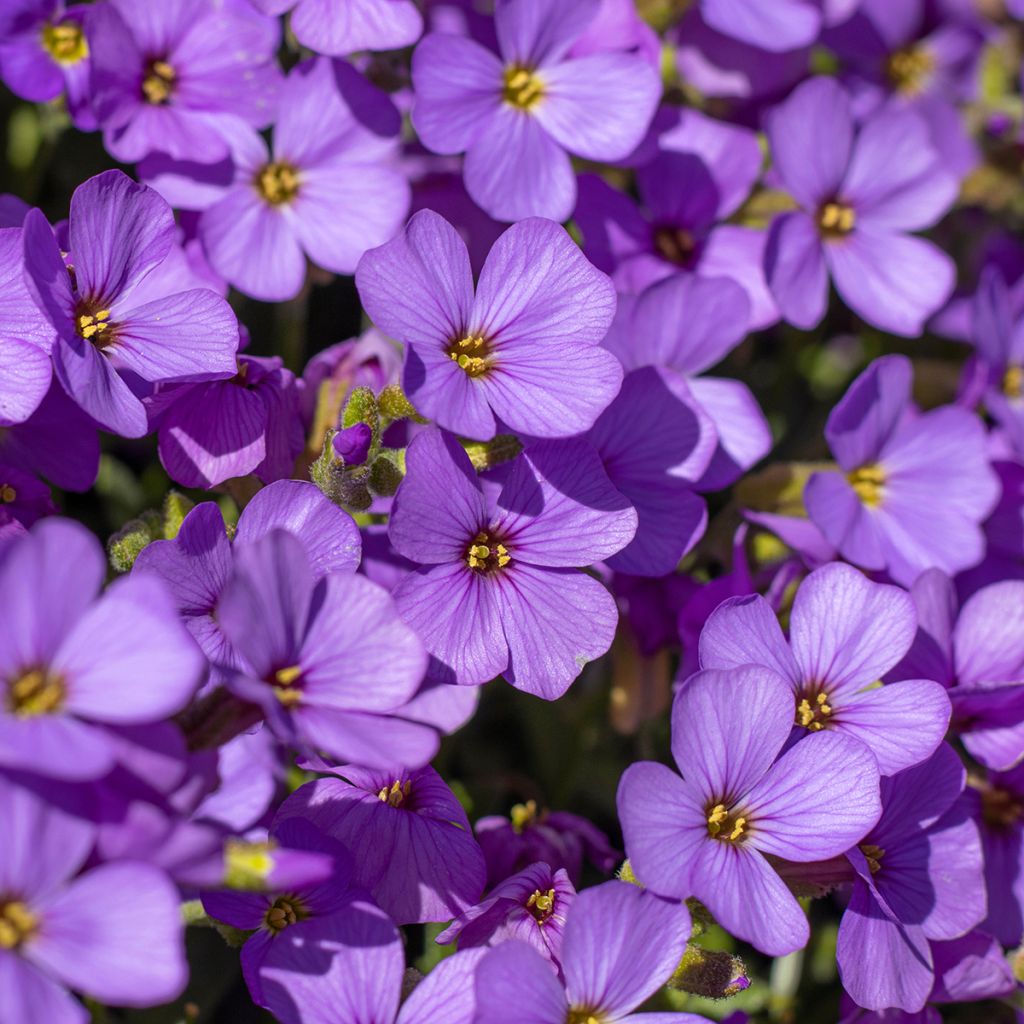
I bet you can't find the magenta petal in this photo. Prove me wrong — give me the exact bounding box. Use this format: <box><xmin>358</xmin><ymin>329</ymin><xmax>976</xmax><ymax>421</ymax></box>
<box><xmin>474</xmin><ymin>941</ymin><xmax>566</xmax><ymax>1024</ymax></box>
<box><xmin>0</xmin><ymin>953</ymin><xmax>88</xmax><ymax>1024</ymax></box>
<box><xmin>698</xmin><ymin>593</ymin><xmax>800</xmax><ymax>683</ymax></box>
<box><xmin>30</xmin><ymin>862</ymin><xmax>185</xmax><ymax>1007</ymax></box>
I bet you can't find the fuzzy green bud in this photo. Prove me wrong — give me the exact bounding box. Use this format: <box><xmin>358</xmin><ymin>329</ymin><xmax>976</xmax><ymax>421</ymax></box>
<box><xmin>162</xmin><ymin>490</ymin><xmax>195</xmax><ymax>539</ymax></box>
<box><xmin>107</xmin><ymin>510</ymin><xmax>163</xmax><ymax>572</ymax></box>
<box><xmin>378</xmin><ymin>384</ymin><xmax>426</xmax><ymax>423</ymax></box>
<box><xmin>669</xmin><ymin>943</ymin><xmax>749</xmax><ymax>1000</ymax></box>
<box><xmin>368</xmin><ymin>454</ymin><xmax>404</xmax><ymax>497</ymax></box>
<box><xmin>462</xmin><ymin>434</ymin><xmax>523</xmax><ymax>471</ymax></box>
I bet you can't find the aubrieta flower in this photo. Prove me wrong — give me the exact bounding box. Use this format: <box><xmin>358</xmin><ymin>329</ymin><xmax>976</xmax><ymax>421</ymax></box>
<box><xmin>411</xmin><ymin>0</ymin><xmax>661</xmax><ymax>221</ymax></box>
<box><xmin>277</xmin><ymin>763</ymin><xmax>487</xmax><ymax>925</ymax></box>
<box><xmin>22</xmin><ymin>170</ymin><xmax>239</xmax><ymax>438</ymax></box>
<box><xmin>0</xmin><ymin>0</ymin><xmax>95</xmax><ymax>129</ymax></box>
<box><xmin>891</xmin><ymin>570</ymin><xmax>1024</xmax><ymax>772</ymax></box>
<box><xmin>0</xmin><ymin>778</ymin><xmax>187</xmax><ymax>1024</ymax></box>
<box><xmin>472</xmin><ymin>880</ymin><xmax>705</xmax><ymax>1024</ymax></box>
<box><xmin>251</xmin><ymin>0</ymin><xmax>423</xmax><ymax>55</ymax></box>
<box><xmin>699</xmin><ymin>562</ymin><xmax>952</xmax><ymax>775</ymax></box>
<box><xmin>837</xmin><ymin>744</ymin><xmax>985</xmax><ymax>1013</ymax></box>
<box><xmin>437</xmin><ymin>861</ymin><xmax>576</xmax><ymax>963</ymax></box>
<box><xmin>619</xmin><ymin>664</ymin><xmax>882</xmax><ymax>955</ymax></box>
<box><xmin>86</xmin><ymin>0</ymin><xmax>282</xmax><ymax>163</ymax></box>
<box><xmin>357</xmin><ymin>210</ymin><xmax>622</xmax><ymax>441</ymax></box>
<box><xmin>0</xmin><ymin>518</ymin><xmax>204</xmax><ymax>781</ymax></box>
<box><xmin>764</xmin><ymin>76</ymin><xmax>958</xmax><ymax>336</ymax></box>
<box><xmin>196</xmin><ymin>58</ymin><xmax>411</xmax><ymax>302</ymax></box>
<box><xmin>804</xmin><ymin>355</ymin><xmax>1000</xmax><ymax>587</ymax></box>
<box><xmin>388</xmin><ymin>429</ymin><xmax>636</xmax><ymax>698</ymax></box>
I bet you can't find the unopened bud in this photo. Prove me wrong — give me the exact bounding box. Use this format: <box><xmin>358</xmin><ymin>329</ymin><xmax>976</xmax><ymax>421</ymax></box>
<box><xmin>368</xmin><ymin>454</ymin><xmax>404</xmax><ymax>496</ymax></box>
<box><xmin>107</xmin><ymin>510</ymin><xmax>162</xmax><ymax>572</ymax></box>
<box><xmin>669</xmin><ymin>943</ymin><xmax>749</xmax><ymax>1000</ymax></box>
<box><xmin>333</xmin><ymin>422</ymin><xmax>373</xmax><ymax>466</ymax></box>
<box><xmin>378</xmin><ymin>384</ymin><xmax>425</xmax><ymax>423</ymax></box>
<box><xmin>342</xmin><ymin>386</ymin><xmax>379</xmax><ymax>432</ymax></box>
<box><xmin>462</xmin><ymin>434</ymin><xmax>523</xmax><ymax>471</ymax></box>
<box><xmin>162</xmin><ymin>490</ymin><xmax>195</xmax><ymax>539</ymax></box>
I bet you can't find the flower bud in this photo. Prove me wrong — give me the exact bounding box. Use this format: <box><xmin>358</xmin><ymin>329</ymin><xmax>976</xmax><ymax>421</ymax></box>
<box><xmin>368</xmin><ymin>454</ymin><xmax>404</xmax><ymax>496</ymax></box>
<box><xmin>378</xmin><ymin>383</ymin><xmax>425</xmax><ymax>423</ymax></box>
<box><xmin>669</xmin><ymin>943</ymin><xmax>750</xmax><ymax>1000</ymax></box>
<box><xmin>107</xmin><ymin>510</ymin><xmax>163</xmax><ymax>572</ymax></box>
<box><xmin>333</xmin><ymin>422</ymin><xmax>373</xmax><ymax>466</ymax></box>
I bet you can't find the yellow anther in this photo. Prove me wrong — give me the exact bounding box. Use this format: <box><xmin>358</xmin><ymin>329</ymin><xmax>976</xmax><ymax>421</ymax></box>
<box><xmin>41</xmin><ymin>21</ymin><xmax>88</xmax><ymax>64</ymax></box>
<box><xmin>263</xmin><ymin>895</ymin><xmax>309</xmax><ymax>933</ymax></box>
<box><xmin>77</xmin><ymin>308</ymin><xmax>111</xmax><ymax>342</ymax></box>
<box><xmin>503</xmin><ymin>65</ymin><xmax>545</xmax><ymax>110</ymax></box>
<box><xmin>706</xmin><ymin>802</ymin><xmax>747</xmax><ymax>841</ymax></box>
<box><xmin>271</xmin><ymin>664</ymin><xmax>303</xmax><ymax>707</ymax></box>
<box><xmin>378</xmin><ymin>779</ymin><xmax>412</xmax><ymax>807</ymax></box>
<box><xmin>818</xmin><ymin>201</ymin><xmax>856</xmax><ymax>238</ymax></box>
<box><xmin>275</xmin><ymin>665</ymin><xmax>302</xmax><ymax>686</ymax></box>
<box><xmin>566</xmin><ymin>1010</ymin><xmax>604</xmax><ymax>1024</ymax></box>
<box><xmin>6</xmin><ymin>669</ymin><xmax>65</xmax><ymax>717</ymax></box>
<box><xmin>0</xmin><ymin>485</ymin><xmax>16</xmax><ymax>503</ymax></box>
<box><xmin>224</xmin><ymin>839</ymin><xmax>275</xmax><ymax>890</ymax></box>
<box><xmin>0</xmin><ymin>901</ymin><xmax>38</xmax><ymax>950</ymax></box>
<box><xmin>859</xmin><ymin>843</ymin><xmax>885</xmax><ymax>874</ymax></box>
<box><xmin>886</xmin><ymin>46</ymin><xmax>935</xmax><ymax>96</ymax></box>
<box><xmin>796</xmin><ymin>690</ymin><xmax>833</xmax><ymax>731</ymax></box>
<box><xmin>728</xmin><ymin>817</ymin><xmax>746</xmax><ymax>841</ymax></box>
<box><xmin>256</xmin><ymin>161</ymin><xmax>301</xmax><ymax>206</ymax></box>
<box><xmin>466</xmin><ymin>531</ymin><xmax>511</xmax><ymax>572</ymax></box>
<box><xmin>510</xmin><ymin>799</ymin><xmax>538</xmax><ymax>832</ymax></box>
<box><xmin>526</xmin><ymin>887</ymin><xmax>557</xmax><ymax>923</ymax></box>
<box><xmin>142</xmin><ymin>60</ymin><xmax>176</xmax><ymax>104</ymax></box>
<box><xmin>1004</xmin><ymin>365</ymin><xmax>1023</xmax><ymax>400</ymax></box>
<box><xmin>847</xmin><ymin>463</ymin><xmax>886</xmax><ymax>507</ymax></box>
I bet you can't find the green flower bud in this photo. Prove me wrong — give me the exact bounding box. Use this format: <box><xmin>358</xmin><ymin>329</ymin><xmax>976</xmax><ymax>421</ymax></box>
<box><xmin>162</xmin><ymin>490</ymin><xmax>195</xmax><ymax>539</ymax></box>
<box><xmin>378</xmin><ymin>384</ymin><xmax>426</xmax><ymax>424</ymax></box>
<box><xmin>669</xmin><ymin>943</ymin><xmax>750</xmax><ymax>1000</ymax></box>
<box><xmin>368</xmin><ymin>454</ymin><xmax>404</xmax><ymax>497</ymax></box>
<box><xmin>462</xmin><ymin>434</ymin><xmax>523</xmax><ymax>471</ymax></box>
<box><xmin>107</xmin><ymin>510</ymin><xmax>163</xmax><ymax>572</ymax></box>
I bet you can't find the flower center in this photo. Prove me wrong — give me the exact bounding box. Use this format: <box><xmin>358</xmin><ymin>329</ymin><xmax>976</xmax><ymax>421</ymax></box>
<box><xmin>503</xmin><ymin>64</ymin><xmax>545</xmax><ymax>110</ymax></box>
<box><xmin>142</xmin><ymin>59</ymin><xmax>176</xmax><ymax>105</ymax></box>
<box><xmin>263</xmin><ymin>895</ymin><xmax>309</xmax><ymax>933</ymax></box>
<box><xmin>378</xmin><ymin>779</ymin><xmax>412</xmax><ymax>807</ymax></box>
<box><xmin>566</xmin><ymin>1010</ymin><xmax>604</xmax><ymax>1024</ymax></box>
<box><xmin>466</xmin><ymin>531</ymin><xmax>511</xmax><ymax>573</ymax></box>
<box><xmin>817</xmin><ymin>201</ymin><xmax>856</xmax><ymax>239</ymax></box>
<box><xmin>447</xmin><ymin>333</ymin><xmax>491</xmax><ymax>377</ymax></box>
<box><xmin>224</xmin><ymin>839</ymin><xmax>276</xmax><ymax>889</ymax></box>
<box><xmin>256</xmin><ymin>161</ymin><xmax>301</xmax><ymax>206</ymax></box>
<box><xmin>796</xmin><ymin>690</ymin><xmax>833</xmax><ymax>731</ymax></box>
<box><xmin>847</xmin><ymin>463</ymin><xmax>885</xmax><ymax>507</ymax></box>
<box><xmin>271</xmin><ymin>665</ymin><xmax>303</xmax><ymax>707</ymax></box>
<box><xmin>859</xmin><ymin>843</ymin><xmax>885</xmax><ymax>874</ymax></box>
<box><xmin>706</xmin><ymin>802</ymin><xmax>747</xmax><ymax>842</ymax></box>
<box><xmin>41</xmin><ymin>21</ymin><xmax>88</xmax><ymax>65</ymax></box>
<box><xmin>653</xmin><ymin>226</ymin><xmax>698</xmax><ymax>268</ymax></box>
<box><xmin>886</xmin><ymin>46</ymin><xmax>935</xmax><ymax>96</ymax></box>
<box><xmin>981</xmin><ymin>786</ymin><xmax>1023</xmax><ymax>829</ymax></box>
<box><xmin>0</xmin><ymin>900</ymin><xmax>38</xmax><ymax>950</ymax></box>
<box><xmin>510</xmin><ymin>799</ymin><xmax>539</xmax><ymax>833</ymax></box>
<box><xmin>0</xmin><ymin>484</ymin><xmax>16</xmax><ymax>504</ymax></box>
<box><xmin>526</xmin><ymin>887</ymin><xmax>556</xmax><ymax>924</ymax></box>
<box><xmin>1004</xmin><ymin>364</ymin><xmax>1023</xmax><ymax>400</ymax></box>
<box><xmin>75</xmin><ymin>303</ymin><xmax>114</xmax><ymax>347</ymax></box>
<box><xmin>6</xmin><ymin>668</ymin><xmax>66</xmax><ymax>717</ymax></box>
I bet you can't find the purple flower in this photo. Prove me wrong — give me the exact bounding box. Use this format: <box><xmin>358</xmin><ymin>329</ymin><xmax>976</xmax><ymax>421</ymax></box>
<box><xmin>764</xmin><ymin>77</ymin><xmax>958</xmax><ymax>336</ymax></box>
<box><xmin>411</xmin><ymin>0</ymin><xmax>661</xmax><ymax>221</ymax></box>
<box><xmin>22</xmin><ymin>170</ymin><xmax>239</xmax><ymax>438</ymax></box>
<box><xmin>437</xmin><ymin>862</ymin><xmax>575</xmax><ymax>963</ymax></box>
<box><xmin>575</xmin><ymin>107</ymin><xmax>778</xmax><ymax>329</ymax></box>
<box><xmin>215</xmin><ymin>529</ymin><xmax>427</xmax><ymax>766</ymax></box>
<box><xmin>837</xmin><ymin>745</ymin><xmax>986</xmax><ymax>1013</ymax></box>
<box><xmin>891</xmin><ymin>570</ymin><xmax>1024</xmax><ymax>771</ymax></box>
<box><xmin>0</xmin><ymin>777</ymin><xmax>186</xmax><ymax>1021</ymax></box>
<box><xmin>475</xmin><ymin>800</ymin><xmax>620</xmax><ymax>886</ymax></box>
<box><xmin>357</xmin><ymin>210</ymin><xmax>622</xmax><ymax>440</ymax></box>
<box><xmin>0</xmin><ymin>1</ymin><xmax>95</xmax><ymax>129</ymax></box>
<box><xmin>601</xmin><ymin>274</ymin><xmax>773</xmax><ymax>490</ymax></box>
<box><xmin>86</xmin><ymin>0</ymin><xmax>282</xmax><ymax>163</ymax></box>
<box><xmin>251</xmin><ymin>0</ymin><xmax>423</xmax><ymax>55</ymax></box>
<box><xmin>0</xmin><ymin>465</ymin><xmax>55</xmax><ymax>528</ymax></box>
<box><xmin>700</xmin><ymin>562</ymin><xmax>952</xmax><ymax>775</ymax></box>
<box><xmin>472</xmin><ymin>880</ymin><xmax>703</xmax><ymax>1024</ymax></box>
<box><xmin>619</xmin><ymin>664</ymin><xmax>882</xmax><ymax>955</ymax></box>
<box><xmin>196</xmin><ymin>58</ymin><xmax>410</xmax><ymax>302</ymax></box>
<box><xmin>805</xmin><ymin>355</ymin><xmax>1000</xmax><ymax>586</ymax></box>
<box><xmin>276</xmin><ymin>763</ymin><xmax>487</xmax><ymax>924</ymax></box>
<box><xmin>0</xmin><ymin>518</ymin><xmax>204</xmax><ymax>781</ymax></box>
<box><xmin>388</xmin><ymin>429</ymin><xmax>635</xmax><ymax>697</ymax></box>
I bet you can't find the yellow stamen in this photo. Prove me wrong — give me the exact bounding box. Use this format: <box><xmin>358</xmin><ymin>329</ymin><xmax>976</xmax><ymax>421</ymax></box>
<box><xmin>847</xmin><ymin>463</ymin><xmax>886</xmax><ymax>507</ymax></box>
<box><xmin>526</xmin><ymin>887</ymin><xmax>556</xmax><ymax>923</ymax></box>
<box><xmin>142</xmin><ymin>60</ymin><xmax>176</xmax><ymax>105</ymax></box>
<box><xmin>263</xmin><ymin>895</ymin><xmax>309</xmax><ymax>933</ymax></box>
<box><xmin>271</xmin><ymin>665</ymin><xmax>303</xmax><ymax>707</ymax></box>
<box><xmin>706</xmin><ymin>802</ymin><xmax>747</xmax><ymax>842</ymax></box>
<box><xmin>0</xmin><ymin>485</ymin><xmax>16</xmax><ymax>503</ymax></box>
<box><xmin>818</xmin><ymin>201</ymin><xmax>856</xmax><ymax>238</ymax></box>
<box><xmin>510</xmin><ymin>799</ymin><xmax>538</xmax><ymax>832</ymax></box>
<box><xmin>41</xmin><ymin>21</ymin><xmax>88</xmax><ymax>65</ymax></box>
<box><xmin>465</xmin><ymin>531</ymin><xmax>511</xmax><ymax>572</ymax></box>
<box><xmin>378</xmin><ymin>779</ymin><xmax>412</xmax><ymax>807</ymax></box>
<box><xmin>503</xmin><ymin>65</ymin><xmax>545</xmax><ymax>110</ymax></box>
<box><xmin>77</xmin><ymin>308</ymin><xmax>112</xmax><ymax>343</ymax></box>
<box><xmin>566</xmin><ymin>1010</ymin><xmax>604</xmax><ymax>1024</ymax></box>
<box><xmin>0</xmin><ymin>901</ymin><xmax>37</xmax><ymax>950</ymax></box>
<box><xmin>796</xmin><ymin>690</ymin><xmax>833</xmax><ymax>731</ymax></box>
<box><xmin>256</xmin><ymin>161</ymin><xmax>301</xmax><ymax>206</ymax></box>
<box><xmin>447</xmin><ymin>334</ymin><xmax>490</xmax><ymax>377</ymax></box>
<box><xmin>859</xmin><ymin>843</ymin><xmax>885</xmax><ymax>874</ymax></box>
<box><xmin>6</xmin><ymin>668</ymin><xmax>65</xmax><ymax>717</ymax></box>
<box><xmin>1003</xmin><ymin>365</ymin><xmax>1023</xmax><ymax>400</ymax></box>
<box><xmin>886</xmin><ymin>46</ymin><xmax>936</xmax><ymax>96</ymax></box>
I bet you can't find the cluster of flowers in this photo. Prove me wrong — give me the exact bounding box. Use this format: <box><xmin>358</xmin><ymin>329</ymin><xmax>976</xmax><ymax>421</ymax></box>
<box><xmin>0</xmin><ymin>0</ymin><xmax>1023</xmax><ymax>1021</ymax></box>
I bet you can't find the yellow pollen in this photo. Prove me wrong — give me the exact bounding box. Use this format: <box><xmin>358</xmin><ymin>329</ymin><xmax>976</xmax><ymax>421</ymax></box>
<box><xmin>447</xmin><ymin>334</ymin><xmax>490</xmax><ymax>377</ymax></box>
<box><xmin>886</xmin><ymin>46</ymin><xmax>935</xmax><ymax>95</ymax></box>
<box><xmin>503</xmin><ymin>65</ymin><xmax>545</xmax><ymax>110</ymax></box>
<box><xmin>510</xmin><ymin>799</ymin><xmax>539</xmax><ymax>832</ymax></box>
<box><xmin>77</xmin><ymin>308</ymin><xmax>111</xmax><ymax>343</ymax></box>
<box><xmin>566</xmin><ymin>1010</ymin><xmax>604</xmax><ymax>1024</ymax></box>
<box><xmin>526</xmin><ymin>887</ymin><xmax>556</xmax><ymax>923</ymax></box>
<box><xmin>847</xmin><ymin>463</ymin><xmax>886</xmax><ymax>507</ymax></box>
<box><xmin>466</xmin><ymin>531</ymin><xmax>511</xmax><ymax>572</ymax></box>
<box><xmin>378</xmin><ymin>779</ymin><xmax>412</xmax><ymax>807</ymax></box>
<box><xmin>707</xmin><ymin>803</ymin><xmax>747</xmax><ymax>842</ymax></box>
<box><xmin>272</xmin><ymin>665</ymin><xmax>303</xmax><ymax>707</ymax></box>
<box><xmin>142</xmin><ymin>60</ymin><xmax>176</xmax><ymax>104</ymax></box>
<box><xmin>6</xmin><ymin>668</ymin><xmax>65</xmax><ymax>717</ymax></box>
<box><xmin>0</xmin><ymin>901</ymin><xmax>38</xmax><ymax>950</ymax></box>
<box><xmin>256</xmin><ymin>161</ymin><xmax>301</xmax><ymax>206</ymax></box>
<box><xmin>1004</xmin><ymin>365</ymin><xmax>1023</xmax><ymax>400</ymax></box>
<box><xmin>818</xmin><ymin>201</ymin><xmax>856</xmax><ymax>238</ymax></box>
<box><xmin>653</xmin><ymin>226</ymin><xmax>697</xmax><ymax>267</ymax></box>
<box><xmin>0</xmin><ymin>484</ymin><xmax>16</xmax><ymax>503</ymax></box>
<box><xmin>796</xmin><ymin>690</ymin><xmax>833</xmax><ymax>731</ymax></box>
<box><xmin>263</xmin><ymin>895</ymin><xmax>309</xmax><ymax>933</ymax></box>
<box><xmin>41</xmin><ymin>21</ymin><xmax>88</xmax><ymax>65</ymax></box>
<box><xmin>859</xmin><ymin>843</ymin><xmax>885</xmax><ymax>874</ymax></box>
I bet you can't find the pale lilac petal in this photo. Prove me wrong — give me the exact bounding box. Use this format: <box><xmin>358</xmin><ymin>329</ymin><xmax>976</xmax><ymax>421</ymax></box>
<box><xmin>698</xmin><ymin>225</ymin><xmax>778</xmax><ymax>330</ymax></box>
<box><xmin>29</xmin><ymin>863</ymin><xmax>185</xmax><ymax>1007</ymax></box>
<box><xmin>698</xmin><ymin>593</ymin><xmax>800</xmax><ymax>684</ymax></box>
<box><xmin>397</xmin><ymin>947</ymin><xmax>484</xmax><ymax>1024</ymax></box>
<box><xmin>21</xmin><ymin>209</ymin><xmax>75</xmax><ymax>339</ymax></box>
<box><xmin>804</xmin><ymin>471</ymin><xmax>888</xmax><ymax>572</ymax></box>
<box><xmin>292</xmin><ymin>0</ymin><xmax>422</xmax><ymax>55</ymax></box>
<box><xmin>670</xmin><ymin>666</ymin><xmax>793</xmax><ymax>801</ymax></box>
<box><xmin>954</xmin><ymin>581</ymin><xmax>1024</xmax><ymax>685</ymax></box>
<box><xmin>826</xmin><ymin>229</ymin><xmax>956</xmax><ymax>337</ymax></box>
<box><xmin>474</xmin><ymin>941</ymin><xmax>565</xmax><ymax>1024</ymax></box>
<box><xmin>0</xmin><ymin>715</ymin><xmax>114</xmax><ymax>781</ymax></box>
<box><xmin>404</xmin><ymin>340</ymin><xmax>498</xmax><ymax>440</ymax></box>
<box><xmin>0</xmin><ymin>953</ymin><xmax>88</xmax><ymax>1024</ymax></box>
<box><xmin>703</xmin><ymin>0</ymin><xmax>821</xmax><ymax>52</ymax></box>
<box><xmin>873</xmin><ymin>745</ymin><xmax>965</xmax><ymax>850</ymax></box>
<box><xmin>495</xmin><ymin>563</ymin><xmax>619</xmax><ymax>700</ymax></box>
<box><xmin>495</xmin><ymin>0</ymin><xmax>599</xmax><ymax>66</ymax></box>
<box><xmin>765</xmin><ymin>211</ymin><xmax>828</xmax><ymax>330</ymax></box>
